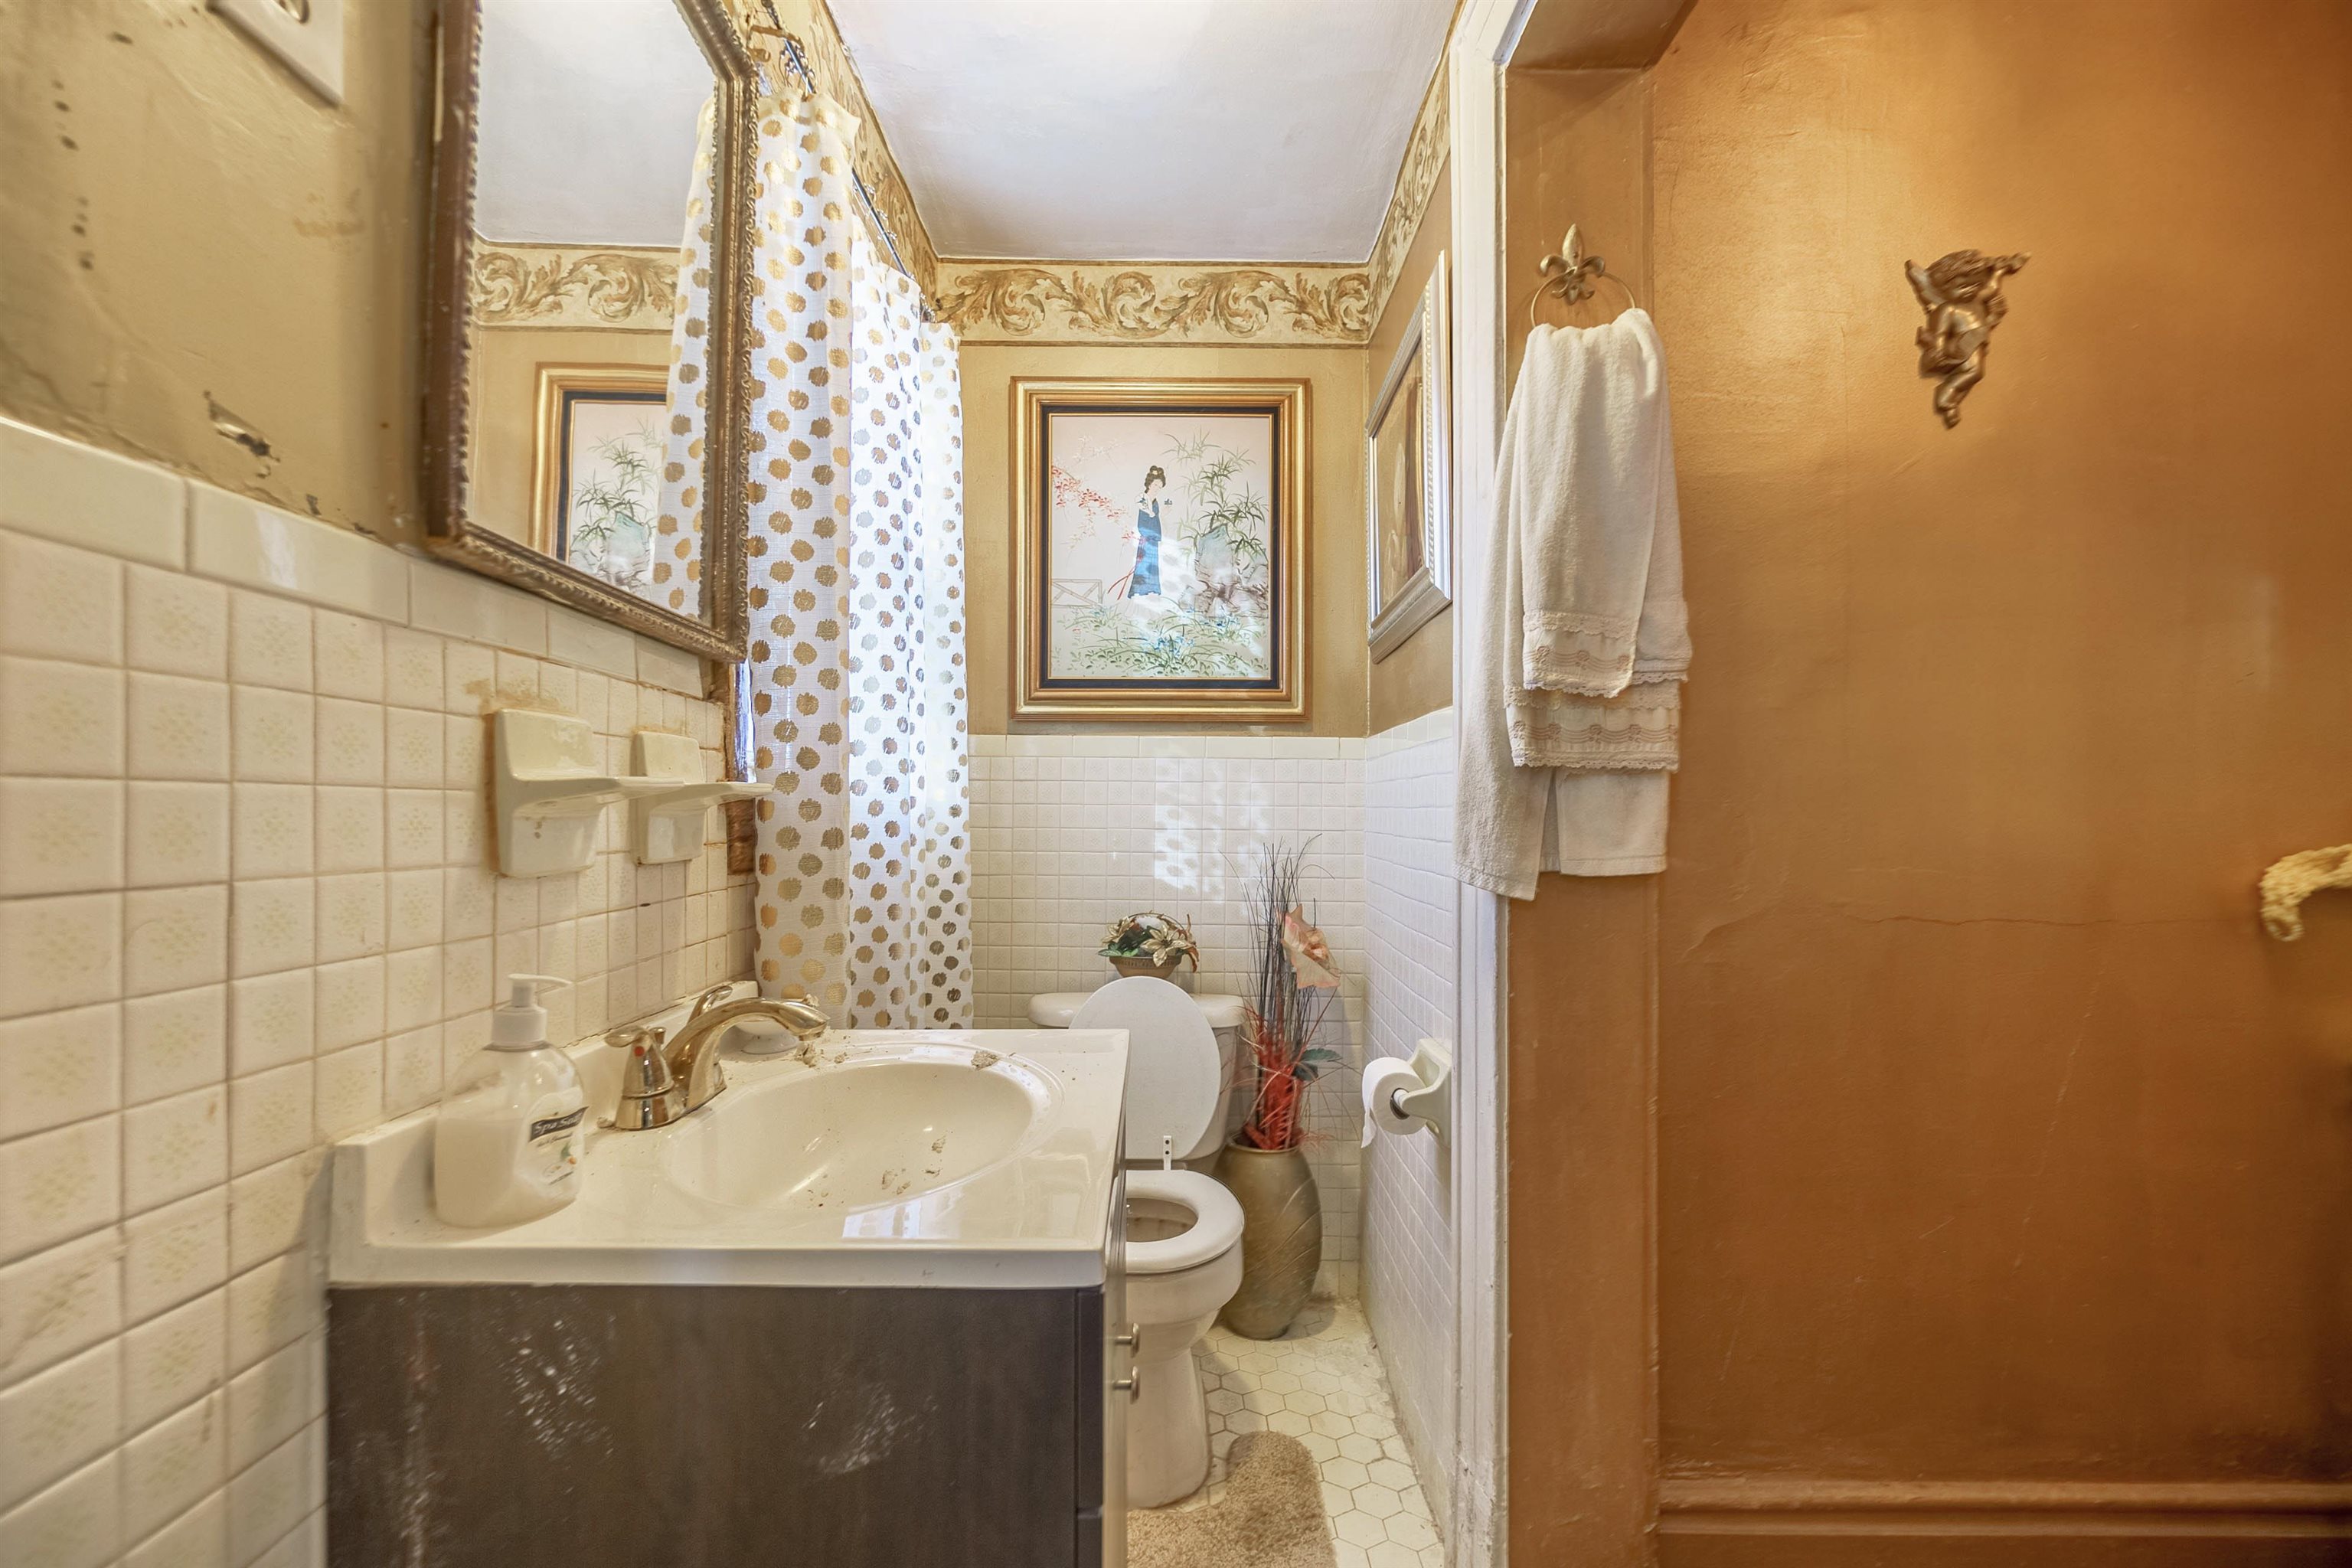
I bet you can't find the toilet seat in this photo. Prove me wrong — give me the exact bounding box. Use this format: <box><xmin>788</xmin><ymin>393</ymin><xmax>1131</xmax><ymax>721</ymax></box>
<box><xmin>1125</xmin><ymin>1169</ymin><xmax>1244</xmax><ymax>1276</ymax></box>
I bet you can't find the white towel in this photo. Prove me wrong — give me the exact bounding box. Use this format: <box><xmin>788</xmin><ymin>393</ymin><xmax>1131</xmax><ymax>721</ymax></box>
<box><xmin>1459</xmin><ymin>311</ymin><xmax>1691</xmax><ymax>900</ymax></box>
<box><xmin>1514</xmin><ymin>311</ymin><xmax>1690</xmax><ymax>701</ymax></box>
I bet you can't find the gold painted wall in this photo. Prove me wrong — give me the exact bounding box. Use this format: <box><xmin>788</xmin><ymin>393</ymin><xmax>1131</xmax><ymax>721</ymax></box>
<box><xmin>1502</xmin><ymin>1</ymin><xmax>2352</xmax><ymax>1562</ymax></box>
<box><xmin>1366</xmin><ymin>162</ymin><xmax>1453</xmax><ymax>736</ymax></box>
<box><xmin>961</xmin><ymin>341</ymin><xmax>1367</xmax><ymax>736</ymax></box>
<box><xmin>0</xmin><ymin>0</ymin><xmax>430</xmax><ymax>543</ymax></box>
<box><xmin>466</xmin><ymin>325</ymin><xmax>671</xmax><ymax>547</ymax></box>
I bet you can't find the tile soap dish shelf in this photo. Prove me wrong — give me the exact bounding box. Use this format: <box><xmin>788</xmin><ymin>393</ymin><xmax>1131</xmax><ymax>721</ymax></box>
<box><xmin>632</xmin><ymin>730</ymin><xmax>769</xmax><ymax>864</ymax></box>
<box><xmin>493</xmin><ymin>708</ymin><xmax>667</xmax><ymax>877</ymax></box>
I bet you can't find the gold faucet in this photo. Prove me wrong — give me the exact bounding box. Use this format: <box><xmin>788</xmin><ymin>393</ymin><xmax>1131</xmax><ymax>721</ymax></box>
<box><xmin>602</xmin><ymin>985</ymin><xmax>829</xmax><ymax>1129</ymax></box>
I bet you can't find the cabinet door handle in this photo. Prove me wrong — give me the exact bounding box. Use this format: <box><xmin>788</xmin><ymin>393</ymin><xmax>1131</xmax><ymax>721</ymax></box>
<box><xmin>1112</xmin><ymin>1370</ymin><xmax>1143</xmax><ymax>1400</ymax></box>
<box><xmin>1112</xmin><ymin>1324</ymin><xmax>1139</xmax><ymax>1348</ymax></box>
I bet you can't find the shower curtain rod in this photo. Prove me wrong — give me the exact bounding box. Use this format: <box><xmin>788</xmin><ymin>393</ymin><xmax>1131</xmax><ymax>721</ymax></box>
<box><xmin>749</xmin><ymin>2</ymin><xmax>935</xmax><ymax>321</ymax></box>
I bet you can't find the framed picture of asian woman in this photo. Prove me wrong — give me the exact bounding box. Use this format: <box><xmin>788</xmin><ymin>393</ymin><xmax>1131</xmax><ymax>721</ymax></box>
<box><xmin>1011</xmin><ymin>377</ymin><xmax>1309</xmax><ymax>722</ymax></box>
<box><xmin>1365</xmin><ymin>252</ymin><xmax>1452</xmax><ymax>662</ymax></box>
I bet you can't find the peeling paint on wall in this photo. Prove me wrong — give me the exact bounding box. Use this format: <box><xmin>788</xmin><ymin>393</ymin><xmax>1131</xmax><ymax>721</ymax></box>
<box><xmin>205</xmin><ymin>390</ymin><xmax>276</xmax><ymax>470</ymax></box>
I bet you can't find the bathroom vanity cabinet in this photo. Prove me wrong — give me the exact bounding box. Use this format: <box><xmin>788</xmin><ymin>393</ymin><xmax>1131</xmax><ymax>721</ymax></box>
<box><xmin>329</xmin><ymin>1214</ymin><xmax>1129</xmax><ymax>1566</ymax></box>
<box><xmin>324</xmin><ymin>1022</ymin><xmax>1135</xmax><ymax>1566</ymax></box>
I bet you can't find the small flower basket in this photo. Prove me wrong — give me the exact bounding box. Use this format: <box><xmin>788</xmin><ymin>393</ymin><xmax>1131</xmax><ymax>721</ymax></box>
<box><xmin>1099</xmin><ymin>911</ymin><xmax>1200</xmax><ymax>989</ymax></box>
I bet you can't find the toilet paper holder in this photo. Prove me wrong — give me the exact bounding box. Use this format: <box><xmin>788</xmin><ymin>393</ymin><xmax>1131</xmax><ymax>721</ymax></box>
<box><xmin>1363</xmin><ymin>1039</ymin><xmax>1452</xmax><ymax>1143</ymax></box>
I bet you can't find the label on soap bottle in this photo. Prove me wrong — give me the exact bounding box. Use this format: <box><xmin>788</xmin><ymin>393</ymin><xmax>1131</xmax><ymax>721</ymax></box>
<box><xmin>526</xmin><ymin>1102</ymin><xmax>586</xmax><ymax>1194</ymax></box>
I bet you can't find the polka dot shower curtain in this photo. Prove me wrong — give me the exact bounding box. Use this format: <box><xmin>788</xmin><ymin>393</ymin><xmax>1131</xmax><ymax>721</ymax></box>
<box><xmin>743</xmin><ymin>91</ymin><xmax>971</xmax><ymax>1027</ymax></box>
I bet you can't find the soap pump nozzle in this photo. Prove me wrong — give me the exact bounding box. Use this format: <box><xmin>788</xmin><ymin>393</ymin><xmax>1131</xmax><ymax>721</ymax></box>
<box><xmin>491</xmin><ymin>973</ymin><xmax>571</xmax><ymax>1050</ymax></box>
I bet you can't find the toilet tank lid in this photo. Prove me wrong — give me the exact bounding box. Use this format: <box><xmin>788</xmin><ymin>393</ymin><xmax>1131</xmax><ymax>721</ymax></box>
<box><xmin>1031</xmin><ymin>990</ymin><xmax>1246</xmax><ymax>1031</ymax></box>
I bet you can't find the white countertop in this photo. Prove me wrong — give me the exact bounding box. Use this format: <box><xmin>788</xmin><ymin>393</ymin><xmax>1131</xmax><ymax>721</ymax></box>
<box><xmin>331</xmin><ymin>1009</ymin><xmax>1130</xmax><ymax>1292</ymax></box>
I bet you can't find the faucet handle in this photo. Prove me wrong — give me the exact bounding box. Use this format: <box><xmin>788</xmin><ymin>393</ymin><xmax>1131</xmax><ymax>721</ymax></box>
<box><xmin>606</xmin><ymin>1026</ymin><xmax>682</xmax><ymax>1130</ymax></box>
<box><xmin>688</xmin><ymin>984</ymin><xmax>738</xmax><ymax>1022</ymax></box>
<box><xmin>613</xmin><ymin>1026</ymin><xmax>673</xmax><ymax>1089</ymax></box>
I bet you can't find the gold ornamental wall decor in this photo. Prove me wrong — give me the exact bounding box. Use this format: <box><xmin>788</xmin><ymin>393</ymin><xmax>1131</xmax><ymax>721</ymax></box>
<box><xmin>1906</xmin><ymin>249</ymin><xmax>2030</xmax><ymax>427</ymax></box>
<box><xmin>940</xmin><ymin>264</ymin><xmax>1373</xmax><ymax>345</ymax></box>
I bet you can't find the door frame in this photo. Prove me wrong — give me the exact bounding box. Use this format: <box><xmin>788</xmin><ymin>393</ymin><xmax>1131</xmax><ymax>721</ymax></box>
<box><xmin>1444</xmin><ymin>3</ymin><xmax>1534</xmax><ymax>1560</ymax></box>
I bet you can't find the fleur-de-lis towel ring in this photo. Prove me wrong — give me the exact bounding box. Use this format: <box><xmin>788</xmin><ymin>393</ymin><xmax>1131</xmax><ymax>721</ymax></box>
<box><xmin>1906</xmin><ymin>250</ymin><xmax>2028</xmax><ymax>426</ymax></box>
<box><xmin>1529</xmin><ymin>224</ymin><xmax>1639</xmax><ymax>328</ymax></box>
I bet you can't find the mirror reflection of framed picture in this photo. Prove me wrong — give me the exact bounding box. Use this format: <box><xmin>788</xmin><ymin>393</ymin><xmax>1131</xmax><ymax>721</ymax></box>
<box><xmin>1367</xmin><ymin>252</ymin><xmax>1451</xmax><ymax>662</ymax></box>
<box><xmin>530</xmin><ymin>364</ymin><xmax>671</xmax><ymax>596</ymax></box>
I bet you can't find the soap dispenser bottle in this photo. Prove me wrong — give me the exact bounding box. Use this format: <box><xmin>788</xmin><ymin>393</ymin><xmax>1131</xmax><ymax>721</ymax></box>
<box><xmin>434</xmin><ymin>974</ymin><xmax>587</xmax><ymax>1228</ymax></box>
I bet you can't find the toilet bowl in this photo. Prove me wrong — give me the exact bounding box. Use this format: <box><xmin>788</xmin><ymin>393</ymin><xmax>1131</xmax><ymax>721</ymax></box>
<box><xmin>1047</xmin><ymin>978</ymin><xmax>1247</xmax><ymax>1508</ymax></box>
<box><xmin>1122</xmin><ymin>1168</ymin><xmax>1245</xmax><ymax>1507</ymax></box>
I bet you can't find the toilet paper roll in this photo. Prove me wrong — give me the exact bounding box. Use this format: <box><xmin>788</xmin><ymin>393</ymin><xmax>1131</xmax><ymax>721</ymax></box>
<box><xmin>1361</xmin><ymin>1057</ymin><xmax>1425</xmax><ymax>1146</ymax></box>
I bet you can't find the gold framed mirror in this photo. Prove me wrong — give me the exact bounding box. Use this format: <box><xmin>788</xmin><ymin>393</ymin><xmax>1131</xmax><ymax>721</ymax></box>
<box><xmin>423</xmin><ymin>0</ymin><xmax>756</xmax><ymax>662</ymax></box>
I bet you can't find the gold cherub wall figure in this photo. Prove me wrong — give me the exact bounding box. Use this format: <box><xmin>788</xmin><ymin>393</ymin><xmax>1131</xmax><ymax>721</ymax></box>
<box><xmin>1905</xmin><ymin>249</ymin><xmax>2029</xmax><ymax>427</ymax></box>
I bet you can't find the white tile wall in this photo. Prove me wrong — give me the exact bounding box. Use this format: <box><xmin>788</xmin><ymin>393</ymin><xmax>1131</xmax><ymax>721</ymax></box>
<box><xmin>1361</xmin><ymin>707</ymin><xmax>1459</xmax><ymax>1551</ymax></box>
<box><xmin>0</xmin><ymin>419</ymin><xmax>753</xmax><ymax>1568</ymax></box>
<box><xmin>969</xmin><ymin>733</ymin><xmax>1368</xmax><ymax>1293</ymax></box>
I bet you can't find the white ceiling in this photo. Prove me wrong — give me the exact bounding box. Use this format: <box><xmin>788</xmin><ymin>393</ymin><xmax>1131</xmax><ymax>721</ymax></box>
<box><xmin>828</xmin><ymin>0</ymin><xmax>1455</xmax><ymax>262</ymax></box>
<box><xmin>475</xmin><ymin>0</ymin><xmax>714</xmax><ymax>247</ymax></box>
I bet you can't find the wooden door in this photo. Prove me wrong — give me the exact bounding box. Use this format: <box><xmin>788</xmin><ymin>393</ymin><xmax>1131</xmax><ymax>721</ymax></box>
<box><xmin>1501</xmin><ymin>2</ymin><xmax>2352</xmax><ymax>1563</ymax></box>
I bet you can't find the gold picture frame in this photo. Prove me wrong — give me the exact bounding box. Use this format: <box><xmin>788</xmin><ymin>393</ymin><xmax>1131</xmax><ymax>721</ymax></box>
<box><xmin>1012</xmin><ymin>377</ymin><xmax>1310</xmax><ymax>724</ymax></box>
<box><xmin>1367</xmin><ymin>252</ymin><xmax>1452</xmax><ymax>662</ymax></box>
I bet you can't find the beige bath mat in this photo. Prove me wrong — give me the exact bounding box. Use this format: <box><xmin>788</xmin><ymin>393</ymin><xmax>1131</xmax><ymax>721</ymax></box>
<box><xmin>1126</xmin><ymin>1432</ymin><xmax>1336</xmax><ymax>1568</ymax></box>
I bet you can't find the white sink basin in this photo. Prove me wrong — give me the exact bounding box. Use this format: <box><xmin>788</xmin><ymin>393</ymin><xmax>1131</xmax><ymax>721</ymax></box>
<box><xmin>660</xmin><ymin>1050</ymin><xmax>1057</xmax><ymax>1210</ymax></box>
<box><xmin>328</xmin><ymin>984</ymin><xmax>1129</xmax><ymax>1290</ymax></box>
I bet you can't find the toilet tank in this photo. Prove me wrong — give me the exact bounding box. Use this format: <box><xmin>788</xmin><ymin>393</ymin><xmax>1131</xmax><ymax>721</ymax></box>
<box><xmin>1028</xmin><ymin>990</ymin><xmax>1246</xmax><ymax>1162</ymax></box>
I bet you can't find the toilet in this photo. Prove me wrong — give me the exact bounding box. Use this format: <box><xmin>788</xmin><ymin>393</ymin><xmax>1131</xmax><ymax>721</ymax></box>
<box><xmin>1035</xmin><ymin>978</ymin><xmax>1247</xmax><ymax>1508</ymax></box>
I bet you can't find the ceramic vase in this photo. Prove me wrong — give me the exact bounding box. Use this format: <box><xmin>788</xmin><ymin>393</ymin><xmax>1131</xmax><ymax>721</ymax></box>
<box><xmin>1214</xmin><ymin>1142</ymin><xmax>1322</xmax><ymax>1338</ymax></box>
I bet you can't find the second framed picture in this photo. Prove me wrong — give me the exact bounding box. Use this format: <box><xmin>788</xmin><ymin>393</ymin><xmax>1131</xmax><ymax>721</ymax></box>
<box><xmin>1367</xmin><ymin>253</ymin><xmax>1452</xmax><ymax>661</ymax></box>
<box><xmin>1012</xmin><ymin>377</ymin><xmax>1310</xmax><ymax>723</ymax></box>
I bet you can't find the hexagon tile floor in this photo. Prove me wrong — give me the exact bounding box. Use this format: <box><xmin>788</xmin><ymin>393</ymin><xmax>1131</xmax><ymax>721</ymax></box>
<box><xmin>1145</xmin><ymin>1298</ymin><xmax>1446</xmax><ymax>1567</ymax></box>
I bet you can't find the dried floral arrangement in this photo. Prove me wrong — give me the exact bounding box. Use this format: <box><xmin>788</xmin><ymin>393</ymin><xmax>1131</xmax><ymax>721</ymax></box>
<box><xmin>1099</xmin><ymin>910</ymin><xmax>1200</xmax><ymax>972</ymax></box>
<box><xmin>1236</xmin><ymin>841</ymin><xmax>1343</xmax><ymax>1152</ymax></box>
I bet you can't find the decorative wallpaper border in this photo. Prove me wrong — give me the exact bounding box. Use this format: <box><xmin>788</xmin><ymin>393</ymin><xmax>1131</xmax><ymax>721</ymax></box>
<box><xmin>469</xmin><ymin>242</ymin><xmax>677</xmax><ymax>330</ymax></box>
<box><xmin>936</xmin><ymin>263</ymin><xmax>1374</xmax><ymax>345</ymax></box>
<box><xmin>1365</xmin><ymin>57</ymin><xmax>1450</xmax><ymax>328</ymax></box>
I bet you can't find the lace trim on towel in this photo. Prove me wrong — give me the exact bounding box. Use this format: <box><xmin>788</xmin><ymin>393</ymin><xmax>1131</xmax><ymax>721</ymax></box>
<box><xmin>1508</xmin><ymin>678</ymin><xmax>1681</xmax><ymax>770</ymax></box>
<box><xmin>1522</xmin><ymin>611</ymin><xmax>1638</xmax><ymax>696</ymax></box>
